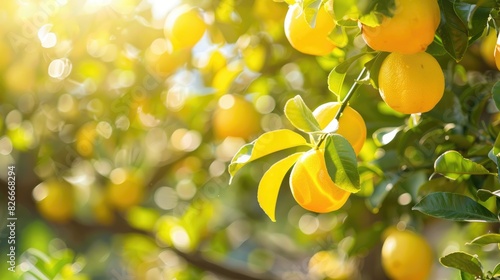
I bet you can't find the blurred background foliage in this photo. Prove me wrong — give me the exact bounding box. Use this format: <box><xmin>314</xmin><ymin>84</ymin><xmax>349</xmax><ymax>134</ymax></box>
<box><xmin>0</xmin><ymin>0</ymin><xmax>499</xmax><ymax>279</ymax></box>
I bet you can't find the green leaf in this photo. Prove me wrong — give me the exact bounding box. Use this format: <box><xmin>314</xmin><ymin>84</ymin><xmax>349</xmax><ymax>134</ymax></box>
<box><xmin>458</xmin><ymin>0</ymin><xmax>497</xmax><ymax>8</ymax></box>
<box><xmin>373</xmin><ymin>126</ymin><xmax>403</xmax><ymax>146</ymax></box>
<box><xmin>258</xmin><ymin>152</ymin><xmax>304</xmax><ymax>222</ymax></box>
<box><xmin>327</xmin><ymin>53</ymin><xmax>368</xmax><ymax>99</ymax></box>
<box><xmin>284</xmin><ymin>95</ymin><xmax>321</xmax><ymax>132</ymax></box>
<box><xmin>434</xmin><ymin>150</ymin><xmax>494</xmax><ymax>180</ymax></box>
<box><xmin>302</xmin><ymin>0</ymin><xmax>322</xmax><ymax>27</ymax></box>
<box><xmin>365</xmin><ymin>52</ymin><xmax>390</xmax><ymax>89</ymax></box>
<box><xmin>229</xmin><ymin>129</ymin><xmax>309</xmax><ymax>181</ymax></box>
<box><xmin>328</xmin><ymin>25</ymin><xmax>349</xmax><ymax>48</ymax></box>
<box><xmin>492</xmin><ymin>81</ymin><xmax>500</xmax><ymax>111</ymax></box>
<box><xmin>466</xmin><ymin>233</ymin><xmax>500</xmax><ymax>246</ymax></box>
<box><xmin>333</xmin><ymin>0</ymin><xmax>358</xmax><ymax>21</ymax></box>
<box><xmin>367</xmin><ymin>174</ymin><xmax>399</xmax><ymax>212</ymax></box>
<box><xmin>324</xmin><ymin>134</ymin><xmax>360</xmax><ymax>193</ymax></box>
<box><xmin>437</xmin><ymin>0</ymin><xmax>469</xmax><ymax>61</ymax></box>
<box><xmin>413</xmin><ymin>192</ymin><xmax>500</xmax><ymax>222</ymax></box>
<box><xmin>460</xmin><ymin>271</ymin><xmax>475</xmax><ymax>280</ymax></box>
<box><xmin>440</xmin><ymin>251</ymin><xmax>483</xmax><ymax>277</ymax></box>
<box><xmin>493</xmin><ymin>263</ymin><xmax>500</xmax><ymax>276</ymax></box>
<box><xmin>477</xmin><ymin>189</ymin><xmax>500</xmax><ymax>202</ymax></box>
<box><xmin>468</xmin><ymin>6</ymin><xmax>491</xmax><ymax>42</ymax></box>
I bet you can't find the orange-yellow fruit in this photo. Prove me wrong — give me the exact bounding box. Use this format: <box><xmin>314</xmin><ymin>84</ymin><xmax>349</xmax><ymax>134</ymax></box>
<box><xmin>308</xmin><ymin>250</ymin><xmax>355</xmax><ymax>279</ymax></box>
<box><xmin>212</xmin><ymin>94</ymin><xmax>261</xmax><ymax>140</ymax></box>
<box><xmin>313</xmin><ymin>102</ymin><xmax>366</xmax><ymax>155</ymax></box>
<box><xmin>106</xmin><ymin>170</ymin><xmax>144</xmax><ymax>211</ymax></box>
<box><xmin>164</xmin><ymin>5</ymin><xmax>206</xmax><ymax>50</ymax></box>
<box><xmin>284</xmin><ymin>3</ymin><xmax>336</xmax><ymax>56</ymax></box>
<box><xmin>290</xmin><ymin>149</ymin><xmax>350</xmax><ymax>213</ymax></box>
<box><xmin>33</xmin><ymin>179</ymin><xmax>75</xmax><ymax>223</ymax></box>
<box><xmin>382</xmin><ymin>229</ymin><xmax>433</xmax><ymax>280</ymax></box>
<box><xmin>479</xmin><ymin>30</ymin><xmax>497</xmax><ymax>68</ymax></box>
<box><xmin>145</xmin><ymin>47</ymin><xmax>190</xmax><ymax>78</ymax></box>
<box><xmin>378</xmin><ymin>52</ymin><xmax>445</xmax><ymax>114</ymax></box>
<box><xmin>361</xmin><ymin>0</ymin><xmax>440</xmax><ymax>54</ymax></box>
<box><xmin>75</xmin><ymin>122</ymin><xmax>97</xmax><ymax>157</ymax></box>
<box><xmin>494</xmin><ymin>32</ymin><xmax>500</xmax><ymax>70</ymax></box>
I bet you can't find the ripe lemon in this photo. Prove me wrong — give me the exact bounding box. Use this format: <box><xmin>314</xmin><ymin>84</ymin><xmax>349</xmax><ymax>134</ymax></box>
<box><xmin>164</xmin><ymin>5</ymin><xmax>206</xmax><ymax>50</ymax></box>
<box><xmin>378</xmin><ymin>52</ymin><xmax>445</xmax><ymax>114</ymax></box>
<box><xmin>75</xmin><ymin>122</ymin><xmax>97</xmax><ymax>157</ymax></box>
<box><xmin>361</xmin><ymin>0</ymin><xmax>440</xmax><ymax>54</ymax></box>
<box><xmin>308</xmin><ymin>250</ymin><xmax>355</xmax><ymax>279</ymax></box>
<box><xmin>33</xmin><ymin>179</ymin><xmax>75</xmax><ymax>223</ymax></box>
<box><xmin>289</xmin><ymin>149</ymin><xmax>350</xmax><ymax>213</ymax></box>
<box><xmin>495</xmin><ymin>32</ymin><xmax>500</xmax><ymax>70</ymax></box>
<box><xmin>382</xmin><ymin>229</ymin><xmax>433</xmax><ymax>280</ymax></box>
<box><xmin>212</xmin><ymin>94</ymin><xmax>261</xmax><ymax>140</ymax></box>
<box><xmin>313</xmin><ymin>102</ymin><xmax>366</xmax><ymax>155</ymax></box>
<box><xmin>106</xmin><ymin>170</ymin><xmax>144</xmax><ymax>211</ymax></box>
<box><xmin>479</xmin><ymin>30</ymin><xmax>497</xmax><ymax>68</ymax></box>
<box><xmin>145</xmin><ymin>47</ymin><xmax>190</xmax><ymax>78</ymax></box>
<box><xmin>284</xmin><ymin>3</ymin><xmax>336</xmax><ymax>56</ymax></box>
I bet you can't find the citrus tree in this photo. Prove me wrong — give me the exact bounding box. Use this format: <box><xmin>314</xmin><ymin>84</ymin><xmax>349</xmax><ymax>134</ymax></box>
<box><xmin>0</xmin><ymin>0</ymin><xmax>499</xmax><ymax>279</ymax></box>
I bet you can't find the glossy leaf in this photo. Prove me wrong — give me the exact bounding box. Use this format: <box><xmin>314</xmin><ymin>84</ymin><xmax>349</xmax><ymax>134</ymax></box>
<box><xmin>459</xmin><ymin>0</ymin><xmax>497</xmax><ymax>7</ymax></box>
<box><xmin>437</xmin><ymin>0</ymin><xmax>469</xmax><ymax>61</ymax></box>
<box><xmin>333</xmin><ymin>0</ymin><xmax>358</xmax><ymax>22</ymax></box>
<box><xmin>466</xmin><ymin>233</ymin><xmax>500</xmax><ymax>246</ymax></box>
<box><xmin>477</xmin><ymin>189</ymin><xmax>500</xmax><ymax>202</ymax></box>
<box><xmin>328</xmin><ymin>53</ymin><xmax>368</xmax><ymax>99</ymax></box>
<box><xmin>258</xmin><ymin>152</ymin><xmax>304</xmax><ymax>222</ymax></box>
<box><xmin>367</xmin><ymin>175</ymin><xmax>399</xmax><ymax>212</ymax></box>
<box><xmin>373</xmin><ymin>126</ymin><xmax>403</xmax><ymax>146</ymax></box>
<box><xmin>492</xmin><ymin>81</ymin><xmax>500</xmax><ymax>111</ymax></box>
<box><xmin>302</xmin><ymin>0</ymin><xmax>322</xmax><ymax>27</ymax></box>
<box><xmin>229</xmin><ymin>129</ymin><xmax>309</xmax><ymax>181</ymax></box>
<box><xmin>434</xmin><ymin>150</ymin><xmax>494</xmax><ymax>180</ymax></box>
<box><xmin>324</xmin><ymin>134</ymin><xmax>360</xmax><ymax>193</ymax></box>
<box><xmin>440</xmin><ymin>251</ymin><xmax>483</xmax><ymax>277</ymax></box>
<box><xmin>365</xmin><ymin>52</ymin><xmax>390</xmax><ymax>89</ymax></box>
<box><xmin>284</xmin><ymin>95</ymin><xmax>321</xmax><ymax>132</ymax></box>
<box><xmin>460</xmin><ymin>271</ymin><xmax>475</xmax><ymax>280</ymax></box>
<box><xmin>468</xmin><ymin>5</ymin><xmax>491</xmax><ymax>42</ymax></box>
<box><xmin>493</xmin><ymin>263</ymin><xmax>500</xmax><ymax>276</ymax></box>
<box><xmin>413</xmin><ymin>192</ymin><xmax>500</xmax><ymax>223</ymax></box>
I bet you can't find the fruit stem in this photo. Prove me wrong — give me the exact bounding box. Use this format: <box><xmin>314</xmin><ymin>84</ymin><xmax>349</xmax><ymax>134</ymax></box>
<box><xmin>315</xmin><ymin>67</ymin><xmax>367</xmax><ymax>149</ymax></box>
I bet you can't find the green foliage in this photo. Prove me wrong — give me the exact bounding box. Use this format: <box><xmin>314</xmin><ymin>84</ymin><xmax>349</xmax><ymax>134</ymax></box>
<box><xmin>324</xmin><ymin>134</ymin><xmax>360</xmax><ymax>193</ymax></box>
<box><xmin>413</xmin><ymin>192</ymin><xmax>500</xmax><ymax>222</ymax></box>
<box><xmin>1</xmin><ymin>0</ymin><xmax>500</xmax><ymax>279</ymax></box>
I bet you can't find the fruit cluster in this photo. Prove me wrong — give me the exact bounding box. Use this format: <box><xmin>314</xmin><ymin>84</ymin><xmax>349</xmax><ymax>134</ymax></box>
<box><xmin>273</xmin><ymin>0</ymin><xmax>450</xmax><ymax>216</ymax></box>
<box><xmin>285</xmin><ymin>0</ymin><xmax>445</xmax><ymax>115</ymax></box>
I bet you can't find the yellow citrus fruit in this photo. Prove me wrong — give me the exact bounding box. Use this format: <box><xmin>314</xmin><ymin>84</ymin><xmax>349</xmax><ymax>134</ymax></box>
<box><xmin>164</xmin><ymin>5</ymin><xmax>206</xmax><ymax>50</ymax></box>
<box><xmin>308</xmin><ymin>250</ymin><xmax>355</xmax><ymax>279</ymax></box>
<box><xmin>289</xmin><ymin>149</ymin><xmax>350</xmax><ymax>213</ymax></box>
<box><xmin>313</xmin><ymin>102</ymin><xmax>366</xmax><ymax>155</ymax></box>
<box><xmin>212</xmin><ymin>94</ymin><xmax>261</xmax><ymax>140</ymax></box>
<box><xmin>381</xmin><ymin>229</ymin><xmax>433</xmax><ymax>280</ymax></box>
<box><xmin>106</xmin><ymin>169</ymin><xmax>144</xmax><ymax>211</ymax></box>
<box><xmin>284</xmin><ymin>3</ymin><xmax>336</xmax><ymax>56</ymax></box>
<box><xmin>33</xmin><ymin>179</ymin><xmax>75</xmax><ymax>223</ymax></box>
<box><xmin>378</xmin><ymin>52</ymin><xmax>445</xmax><ymax>114</ymax></box>
<box><xmin>361</xmin><ymin>0</ymin><xmax>440</xmax><ymax>54</ymax></box>
<box><xmin>495</xmin><ymin>32</ymin><xmax>500</xmax><ymax>70</ymax></box>
<box><xmin>479</xmin><ymin>30</ymin><xmax>497</xmax><ymax>68</ymax></box>
<box><xmin>75</xmin><ymin>122</ymin><xmax>97</xmax><ymax>157</ymax></box>
<box><xmin>145</xmin><ymin>47</ymin><xmax>190</xmax><ymax>78</ymax></box>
